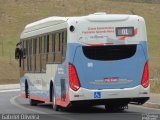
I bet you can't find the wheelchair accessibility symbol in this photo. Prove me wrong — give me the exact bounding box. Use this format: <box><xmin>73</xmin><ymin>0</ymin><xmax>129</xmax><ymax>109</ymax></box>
<box><xmin>94</xmin><ymin>92</ymin><xmax>101</xmax><ymax>99</ymax></box>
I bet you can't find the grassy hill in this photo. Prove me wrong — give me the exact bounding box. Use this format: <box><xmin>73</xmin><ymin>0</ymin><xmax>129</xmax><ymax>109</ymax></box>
<box><xmin>0</xmin><ymin>0</ymin><xmax>160</xmax><ymax>92</ymax></box>
<box><xmin>110</xmin><ymin>0</ymin><xmax>160</xmax><ymax>3</ymax></box>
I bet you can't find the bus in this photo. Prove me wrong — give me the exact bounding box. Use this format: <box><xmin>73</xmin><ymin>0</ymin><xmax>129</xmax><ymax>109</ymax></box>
<box><xmin>15</xmin><ymin>12</ymin><xmax>150</xmax><ymax>111</ymax></box>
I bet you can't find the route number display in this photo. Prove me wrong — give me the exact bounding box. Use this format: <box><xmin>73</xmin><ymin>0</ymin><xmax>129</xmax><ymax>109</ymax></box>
<box><xmin>116</xmin><ymin>27</ymin><xmax>134</xmax><ymax>36</ymax></box>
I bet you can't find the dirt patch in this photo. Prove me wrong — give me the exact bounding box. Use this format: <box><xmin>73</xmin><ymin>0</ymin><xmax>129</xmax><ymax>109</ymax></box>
<box><xmin>0</xmin><ymin>79</ymin><xmax>19</xmax><ymax>84</ymax></box>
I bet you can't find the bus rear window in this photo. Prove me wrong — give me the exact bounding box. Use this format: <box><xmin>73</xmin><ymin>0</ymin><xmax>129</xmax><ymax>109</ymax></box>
<box><xmin>82</xmin><ymin>45</ymin><xmax>137</xmax><ymax>61</ymax></box>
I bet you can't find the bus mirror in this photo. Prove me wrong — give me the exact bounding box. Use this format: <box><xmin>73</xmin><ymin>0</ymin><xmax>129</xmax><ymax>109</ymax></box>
<box><xmin>15</xmin><ymin>47</ymin><xmax>20</xmax><ymax>59</ymax></box>
<box><xmin>22</xmin><ymin>48</ymin><xmax>26</xmax><ymax>59</ymax></box>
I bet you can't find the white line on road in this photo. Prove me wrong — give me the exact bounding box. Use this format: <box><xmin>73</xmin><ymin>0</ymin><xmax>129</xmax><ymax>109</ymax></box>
<box><xmin>0</xmin><ymin>89</ymin><xmax>20</xmax><ymax>93</ymax></box>
<box><xmin>10</xmin><ymin>96</ymin><xmax>47</xmax><ymax>114</ymax></box>
<box><xmin>0</xmin><ymin>84</ymin><xmax>20</xmax><ymax>90</ymax></box>
<box><xmin>10</xmin><ymin>96</ymin><xmax>76</xmax><ymax>120</ymax></box>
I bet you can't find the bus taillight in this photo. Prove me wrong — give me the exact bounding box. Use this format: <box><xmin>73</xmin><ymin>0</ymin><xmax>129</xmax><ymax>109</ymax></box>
<box><xmin>69</xmin><ymin>63</ymin><xmax>81</xmax><ymax>91</ymax></box>
<box><xmin>141</xmin><ymin>61</ymin><xmax>149</xmax><ymax>88</ymax></box>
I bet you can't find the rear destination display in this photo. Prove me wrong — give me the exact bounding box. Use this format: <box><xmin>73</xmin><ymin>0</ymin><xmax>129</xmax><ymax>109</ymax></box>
<box><xmin>116</xmin><ymin>27</ymin><xmax>134</xmax><ymax>36</ymax></box>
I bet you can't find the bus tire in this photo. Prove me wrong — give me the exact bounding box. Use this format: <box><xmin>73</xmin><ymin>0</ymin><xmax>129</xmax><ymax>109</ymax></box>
<box><xmin>30</xmin><ymin>99</ymin><xmax>38</xmax><ymax>106</ymax></box>
<box><xmin>25</xmin><ymin>81</ymin><xmax>29</xmax><ymax>98</ymax></box>
<box><xmin>52</xmin><ymin>86</ymin><xmax>59</xmax><ymax>111</ymax></box>
<box><xmin>26</xmin><ymin>81</ymin><xmax>38</xmax><ymax>106</ymax></box>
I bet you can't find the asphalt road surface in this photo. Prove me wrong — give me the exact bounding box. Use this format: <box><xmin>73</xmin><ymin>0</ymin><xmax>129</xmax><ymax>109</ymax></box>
<box><xmin>0</xmin><ymin>90</ymin><xmax>160</xmax><ymax>120</ymax></box>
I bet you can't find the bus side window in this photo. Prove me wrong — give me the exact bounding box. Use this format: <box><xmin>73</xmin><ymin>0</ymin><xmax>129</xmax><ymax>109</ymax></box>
<box><xmin>22</xmin><ymin>41</ymin><xmax>25</xmax><ymax>70</ymax></box>
<box><xmin>32</xmin><ymin>39</ymin><xmax>34</xmax><ymax>72</ymax></box>
<box><xmin>62</xmin><ymin>30</ymin><xmax>67</xmax><ymax>62</ymax></box>
<box><xmin>59</xmin><ymin>32</ymin><xmax>62</xmax><ymax>52</ymax></box>
<box><xmin>59</xmin><ymin>32</ymin><xmax>63</xmax><ymax>62</ymax></box>
<box><xmin>30</xmin><ymin>39</ymin><xmax>32</xmax><ymax>72</ymax></box>
<box><xmin>47</xmin><ymin>34</ymin><xmax>49</xmax><ymax>53</ymax></box>
<box><xmin>24</xmin><ymin>40</ymin><xmax>27</xmax><ymax>71</ymax></box>
<box><xmin>33</xmin><ymin>38</ymin><xmax>37</xmax><ymax>72</ymax></box>
<box><xmin>47</xmin><ymin>34</ymin><xmax>53</xmax><ymax>63</ymax></box>
<box><xmin>39</xmin><ymin>37</ymin><xmax>42</xmax><ymax>72</ymax></box>
<box><xmin>26</xmin><ymin>40</ymin><xmax>29</xmax><ymax>71</ymax></box>
<box><xmin>36</xmin><ymin>38</ymin><xmax>39</xmax><ymax>72</ymax></box>
<box><xmin>52</xmin><ymin>33</ymin><xmax>55</xmax><ymax>62</ymax></box>
<box><xmin>55</xmin><ymin>32</ymin><xmax>61</xmax><ymax>63</ymax></box>
<box><xmin>46</xmin><ymin>34</ymin><xmax>49</xmax><ymax>62</ymax></box>
<box><xmin>61</xmin><ymin>32</ymin><xmax>64</xmax><ymax>58</ymax></box>
<box><xmin>41</xmin><ymin>36</ymin><xmax>46</xmax><ymax>72</ymax></box>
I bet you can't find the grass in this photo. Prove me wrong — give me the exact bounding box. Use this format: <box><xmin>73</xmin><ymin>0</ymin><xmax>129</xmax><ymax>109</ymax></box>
<box><xmin>0</xmin><ymin>57</ymin><xmax>19</xmax><ymax>84</ymax></box>
<box><xmin>0</xmin><ymin>0</ymin><xmax>160</xmax><ymax>93</ymax></box>
<box><xmin>150</xmin><ymin>80</ymin><xmax>160</xmax><ymax>93</ymax></box>
<box><xmin>110</xmin><ymin>0</ymin><xmax>160</xmax><ymax>3</ymax></box>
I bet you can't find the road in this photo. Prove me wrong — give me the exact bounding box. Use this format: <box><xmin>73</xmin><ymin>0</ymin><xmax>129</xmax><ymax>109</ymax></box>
<box><xmin>0</xmin><ymin>90</ymin><xmax>160</xmax><ymax>120</ymax></box>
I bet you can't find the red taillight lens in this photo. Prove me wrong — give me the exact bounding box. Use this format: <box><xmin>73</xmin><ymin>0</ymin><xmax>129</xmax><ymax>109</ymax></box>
<box><xmin>141</xmin><ymin>61</ymin><xmax>149</xmax><ymax>88</ymax></box>
<box><xmin>69</xmin><ymin>63</ymin><xmax>80</xmax><ymax>91</ymax></box>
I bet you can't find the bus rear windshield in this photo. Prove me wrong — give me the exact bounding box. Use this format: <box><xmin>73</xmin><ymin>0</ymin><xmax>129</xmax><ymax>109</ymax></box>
<box><xmin>82</xmin><ymin>45</ymin><xmax>137</xmax><ymax>61</ymax></box>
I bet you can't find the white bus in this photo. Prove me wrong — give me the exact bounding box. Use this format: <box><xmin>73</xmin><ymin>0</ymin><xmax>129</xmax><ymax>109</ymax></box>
<box><xmin>15</xmin><ymin>12</ymin><xmax>150</xmax><ymax>111</ymax></box>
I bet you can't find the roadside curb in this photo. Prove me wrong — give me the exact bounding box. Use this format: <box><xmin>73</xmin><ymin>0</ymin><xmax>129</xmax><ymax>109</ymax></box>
<box><xmin>0</xmin><ymin>84</ymin><xmax>20</xmax><ymax>90</ymax></box>
<box><xmin>143</xmin><ymin>102</ymin><xmax>160</xmax><ymax>109</ymax></box>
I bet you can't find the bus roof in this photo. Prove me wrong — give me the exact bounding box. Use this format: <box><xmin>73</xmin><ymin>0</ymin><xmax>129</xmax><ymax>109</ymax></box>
<box><xmin>25</xmin><ymin>17</ymin><xmax>68</xmax><ymax>29</ymax></box>
<box><xmin>21</xmin><ymin>13</ymin><xmax>145</xmax><ymax>40</ymax></box>
<box><xmin>24</xmin><ymin>13</ymin><xmax>134</xmax><ymax>30</ymax></box>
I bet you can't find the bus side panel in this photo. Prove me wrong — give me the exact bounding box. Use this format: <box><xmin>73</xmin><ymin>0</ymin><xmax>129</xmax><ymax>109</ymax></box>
<box><xmin>140</xmin><ymin>41</ymin><xmax>149</xmax><ymax>60</ymax></box>
<box><xmin>20</xmin><ymin>74</ymin><xmax>50</xmax><ymax>102</ymax></box>
<box><xmin>20</xmin><ymin>77</ymin><xmax>27</xmax><ymax>98</ymax></box>
<box><xmin>19</xmin><ymin>61</ymin><xmax>70</xmax><ymax>107</ymax></box>
<box><xmin>54</xmin><ymin>61</ymin><xmax>70</xmax><ymax>107</ymax></box>
<box><xmin>53</xmin><ymin>45</ymin><xmax>83</xmax><ymax>108</ymax></box>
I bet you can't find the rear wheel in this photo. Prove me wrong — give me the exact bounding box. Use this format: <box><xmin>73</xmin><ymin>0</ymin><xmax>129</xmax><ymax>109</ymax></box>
<box><xmin>52</xmin><ymin>86</ymin><xmax>59</xmax><ymax>111</ymax></box>
<box><xmin>25</xmin><ymin>81</ymin><xmax>29</xmax><ymax>98</ymax></box>
<box><xmin>29</xmin><ymin>99</ymin><xmax>38</xmax><ymax>106</ymax></box>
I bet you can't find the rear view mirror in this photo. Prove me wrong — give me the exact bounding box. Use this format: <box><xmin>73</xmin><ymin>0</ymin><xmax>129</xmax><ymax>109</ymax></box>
<box><xmin>21</xmin><ymin>48</ymin><xmax>26</xmax><ymax>59</ymax></box>
<box><xmin>15</xmin><ymin>47</ymin><xmax>21</xmax><ymax>59</ymax></box>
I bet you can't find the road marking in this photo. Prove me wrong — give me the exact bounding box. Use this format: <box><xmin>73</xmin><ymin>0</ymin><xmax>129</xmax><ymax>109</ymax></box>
<box><xmin>10</xmin><ymin>96</ymin><xmax>76</xmax><ymax>120</ymax></box>
<box><xmin>0</xmin><ymin>84</ymin><xmax>20</xmax><ymax>90</ymax></box>
<box><xmin>0</xmin><ymin>89</ymin><xmax>20</xmax><ymax>93</ymax></box>
<box><xmin>10</xmin><ymin>96</ymin><xmax>47</xmax><ymax>114</ymax></box>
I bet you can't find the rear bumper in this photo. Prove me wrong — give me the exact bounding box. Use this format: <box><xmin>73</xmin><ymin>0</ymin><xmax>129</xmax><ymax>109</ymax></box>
<box><xmin>69</xmin><ymin>85</ymin><xmax>150</xmax><ymax>102</ymax></box>
<box><xmin>71</xmin><ymin>97</ymin><xmax>149</xmax><ymax>106</ymax></box>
